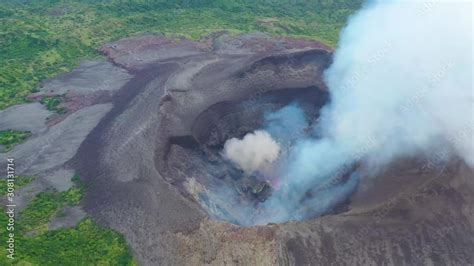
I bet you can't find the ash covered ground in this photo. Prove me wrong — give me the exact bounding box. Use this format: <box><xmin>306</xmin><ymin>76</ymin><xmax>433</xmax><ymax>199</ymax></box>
<box><xmin>1</xmin><ymin>33</ymin><xmax>473</xmax><ymax>265</ymax></box>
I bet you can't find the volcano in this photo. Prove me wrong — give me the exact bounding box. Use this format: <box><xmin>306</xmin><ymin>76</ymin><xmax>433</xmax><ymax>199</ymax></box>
<box><xmin>68</xmin><ymin>33</ymin><xmax>474</xmax><ymax>265</ymax></box>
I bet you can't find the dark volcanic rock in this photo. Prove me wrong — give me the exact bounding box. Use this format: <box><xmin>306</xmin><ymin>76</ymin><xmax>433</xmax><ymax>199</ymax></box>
<box><xmin>71</xmin><ymin>33</ymin><xmax>474</xmax><ymax>265</ymax></box>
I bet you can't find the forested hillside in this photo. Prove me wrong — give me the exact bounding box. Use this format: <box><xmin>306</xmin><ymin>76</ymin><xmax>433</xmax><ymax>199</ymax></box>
<box><xmin>0</xmin><ymin>0</ymin><xmax>362</xmax><ymax>109</ymax></box>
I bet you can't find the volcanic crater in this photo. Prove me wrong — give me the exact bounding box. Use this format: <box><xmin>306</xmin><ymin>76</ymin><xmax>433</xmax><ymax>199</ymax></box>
<box><xmin>67</xmin><ymin>33</ymin><xmax>474</xmax><ymax>265</ymax></box>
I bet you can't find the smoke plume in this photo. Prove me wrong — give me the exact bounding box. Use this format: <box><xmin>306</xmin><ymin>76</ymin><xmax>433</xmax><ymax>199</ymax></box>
<box><xmin>216</xmin><ymin>0</ymin><xmax>472</xmax><ymax>225</ymax></box>
<box><xmin>223</xmin><ymin>130</ymin><xmax>281</xmax><ymax>174</ymax></box>
<box><xmin>256</xmin><ymin>0</ymin><xmax>473</xmax><ymax>224</ymax></box>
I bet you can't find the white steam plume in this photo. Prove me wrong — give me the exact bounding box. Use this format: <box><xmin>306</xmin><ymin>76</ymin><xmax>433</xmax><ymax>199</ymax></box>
<box><xmin>322</xmin><ymin>0</ymin><xmax>473</xmax><ymax>169</ymax></box>
<box><xmin>223</xmin><ymin>130</ymin><xmax>281</xmax><ymax>174</ymax></box>
<box><xmin>257</xmin><ymin>0</ymin><xmax>473</xmax><ymax>224</ymax></box>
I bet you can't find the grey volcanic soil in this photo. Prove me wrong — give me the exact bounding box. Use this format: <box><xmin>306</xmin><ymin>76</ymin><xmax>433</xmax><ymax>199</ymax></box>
<box><xmin>54</xmin><ymin>33</ymin><xmax>473</xmax><ymax>265</ymax></box>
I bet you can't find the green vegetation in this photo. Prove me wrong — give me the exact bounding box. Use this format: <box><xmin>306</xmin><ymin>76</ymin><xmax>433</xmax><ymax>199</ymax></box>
<box><xmin>1</xmin><ymin>0</ymin><xmax>362</xmax><ymax>109</ymax></box>
<box><xmin>0</xmin><ymin>175</ymin><xmax>34</xmax><ymax>196</ymax></box>
<box><xmin>0</xmin><ymin>174</ymin><xmax>135</xmax><ymax>265</ymax></box>
<box><xmin>0</xmin><ymin>130</ymin><xmax>31</xmax><ymax>152</ymax></box>
<box><xmin>18</xmin><ymin>192</ymin><xmax>62</xmax><ymax>233</ymax></box>
<box><xmin>19</xmin><ymin>175</ymin><xmax>85</xmax><ymax>233</ymax></box>
<box><xmin>40</xmin><ymin>95</ymin><xmax>67</xmax><ymax>114</ymax></box>
<box><xmin>61</xmin><ymin>174</ymin><xmax>85</xmax><ymax>205</ymax></box>
<box><xmin>0</xmin><ymin>214</ymin><xmax>136</xmax><ymax>265</ymax></box>
<box><xmin>16</xmin><ymin>218</ymin><xmax>136</xmax><ymax>265</ymax></box>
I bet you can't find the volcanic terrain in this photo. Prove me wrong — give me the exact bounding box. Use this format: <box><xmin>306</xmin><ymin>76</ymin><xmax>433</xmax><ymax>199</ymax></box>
<box><xmin>1</xmin><ymin>33</ymin><xmax>472</xmax><ymax>265</ymax></box>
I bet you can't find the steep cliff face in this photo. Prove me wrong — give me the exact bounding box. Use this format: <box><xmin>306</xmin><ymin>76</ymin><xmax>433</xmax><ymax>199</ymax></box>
<box><xmin>74</xmin><ymin>33</ymin><xmax>473</xmax><ymax>265</ymax></box>
<box><xmin>175</xmin><ymin>219</ymin><xmax>279</xmax><ymax>265</ymax></box>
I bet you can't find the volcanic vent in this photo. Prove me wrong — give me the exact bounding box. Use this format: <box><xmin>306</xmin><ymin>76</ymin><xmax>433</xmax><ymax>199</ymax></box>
<box><xmin>148</xmin><ymin>45</ymin><xmax>358</xmax><ymax>225</ymax></box>
<box><xmin>77</xmin><ymin>33</ymin><xmax>350</xmax><ymax>224</ymax></box>
<box><xmin>166</xmin><ymin>87</ymin><xmax>338</xmax><ymax>225</ymax></box>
